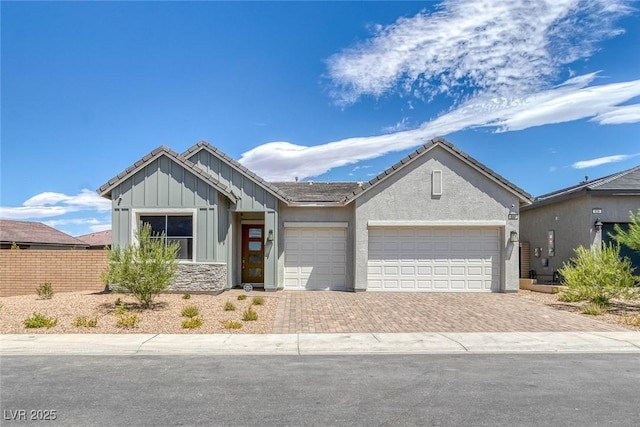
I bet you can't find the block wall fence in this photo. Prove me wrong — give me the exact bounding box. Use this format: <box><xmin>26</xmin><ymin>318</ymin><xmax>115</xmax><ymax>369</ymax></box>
<box><xmin>0</xmin><ymin>250</ymin><xmax>109</xmax><ymax>297</ymax></box>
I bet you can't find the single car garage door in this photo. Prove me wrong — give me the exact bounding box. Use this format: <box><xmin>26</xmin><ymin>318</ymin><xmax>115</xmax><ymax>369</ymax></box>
<box><xmin>284</xmin><ymin>226</ymin><xmax>347</xmax><ymax>290</ymax></box>
<box><xmin>367</xmin><ymin>227</ymin><xmax>500</xmax><ymax>292</ymax></box>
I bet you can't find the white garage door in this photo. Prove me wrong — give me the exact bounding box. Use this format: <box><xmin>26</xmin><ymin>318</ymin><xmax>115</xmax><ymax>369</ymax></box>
<box><xmin>284</xmin><ymin>227</ymin><xmax>347</xmax><ymax>290</ymax></box>
<box><xmin>367</xmin><ymin>228</ymin><xmax>500</xmax><ymax>292</ymax></box>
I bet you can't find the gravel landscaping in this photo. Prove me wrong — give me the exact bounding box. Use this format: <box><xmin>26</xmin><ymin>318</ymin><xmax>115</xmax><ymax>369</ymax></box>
<box><xmin>0</xmin><ymin>290</ymin><xmax>278</xmax><ymax>334</ymax></box>
<box><xmin>516</xmin><ymin>289</ymin><xmax>640</xmax><ymax>331</ymax></box>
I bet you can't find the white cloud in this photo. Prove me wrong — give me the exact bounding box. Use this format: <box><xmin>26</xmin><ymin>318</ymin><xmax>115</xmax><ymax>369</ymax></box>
<box><xmin>239</xmin><ymin>1</ymin><xmax>636</xmax><ymax>181</ymax></box>
<box><xmin>240</xmin><ymin>75</ymin><xmax>640</xmax><ymax>180</ymax></box>
<box><xmin>592</xmin><ymin>104</ymin><xmax>640</xmax><ymax>125</ymax></box>
<box><xmin>89</xmin><ymin>223</ymin><xmax>112</xmax><ymax>233</ymax></box>
<box><xmin>0</xmin><ymin>189</ymin><xmax>110</xmax><ymax>220</ymax></box>
<box><xmin>327</xmin><ymin>0</ymin><xmax>631</xmax><ymax>104</ymax></box>
<box><xmin>571</xmin><ymin>153</ymin><xmax>640</xmax><ymax>169</ymax></box>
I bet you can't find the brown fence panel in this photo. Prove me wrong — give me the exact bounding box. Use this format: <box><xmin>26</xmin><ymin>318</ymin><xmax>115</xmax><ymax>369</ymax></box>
<box><xmin>0</xmin><ymin>250</ymin><xmax>109</xmax><ymax>297</ymax></box>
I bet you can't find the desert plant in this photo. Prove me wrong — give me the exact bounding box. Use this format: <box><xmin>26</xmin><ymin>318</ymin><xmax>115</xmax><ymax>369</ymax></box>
<box><xmin>182</xmin><ymin>293</ymin><xmax>191</xmax><ymax>300</ymax></box>
<box><xmin>101</xmin><ymin>222</ymin><xmax>179</xmax><ymax>308</ymax></box>
<box><xmin>581</xmin><ymin>302</ymin><xmax>608</xmax><ymax>316</ymax></box>
<box><xmin>221</xmin><ymin>320</ymin><xmax>243</xmax><ymax>329</ymax></box>
<box><xmin>242</xmin><ymin>306</ymin><xmax>258</xmax><ymax>321</ymax></box>
<box><xmin>611</xmin><ymin>209</ymin><xmax>640</xmax><ymax>254</ymax></box>
<box><xmin>181</xmin><ymin>305</ymin><xmax>199</xmax><ymax>318</ymax></box>
<box><xmin>73</xmin><ymin>316</ymin><xmax>99</xmax><ymax>328</ymax></box>
<box><xmin>252</xmin><ymin>296</ymin><xmax>264</xmax><ymax>306</ymax></box>
<box><xmin>224</xmin><ymin>301</ymin><xmax>236</xmax><ymax>311</ymax></box>
<box><xmin>24</xmin><ymin>313</ymin><xmax>58</xmax><ymax>329</ymax></box>
<box><xmin>237</xmin><ymin>294</ymin><xmax>247</xmax><ymax>301</ymax></box>
<box><xmin>35</xmin><ymin>282</ymin><xmax>54</xmax><ymax>300</ymax></box>
<box><xmin>182</xmin><ymin>317</ymin><xmax>203</xmax><ymax>329</ymax></box>
<box><xmin>558</xmin><ymin>244</ymin><xmax>638</xmax><ymax>309</ymax></box>
<box><xmin>115</xmin><ymin>304</ymin><xmax>127</xmax><ymax>316</ymax></box>
<box><xmin>622</xmin><ymin>315</ymin><xmax>640</xmax><ymax>327</ymax></box>
<box><xmin>116</xmin><ymin>313</ymin><xmax>139</xmax><ymax>329</ymax></box>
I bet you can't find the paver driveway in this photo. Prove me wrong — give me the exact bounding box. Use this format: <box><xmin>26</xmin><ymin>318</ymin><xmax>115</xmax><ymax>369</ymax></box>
<box><xmin>272</xmin><ymin>292</ymin><xmax>626</xmax><ymax>333</ymax></box>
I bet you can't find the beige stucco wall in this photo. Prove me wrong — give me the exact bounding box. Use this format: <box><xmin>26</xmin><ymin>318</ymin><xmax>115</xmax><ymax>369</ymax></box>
<box><xmin>520</xmin><ymin>193</ymin><xmax>640</xmax><ymax>280</ymax></box>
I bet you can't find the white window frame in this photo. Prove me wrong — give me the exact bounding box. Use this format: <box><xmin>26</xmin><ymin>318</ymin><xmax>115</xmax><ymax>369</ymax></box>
<box><xmin>131</xmin><ymin>208</ymin><xmax>197</xmax><ymax>262</ymax></box>
<box><xmin>432</xmin><ymin>170</ymin><xmax>443</xmax><ymax>196</ymax></box>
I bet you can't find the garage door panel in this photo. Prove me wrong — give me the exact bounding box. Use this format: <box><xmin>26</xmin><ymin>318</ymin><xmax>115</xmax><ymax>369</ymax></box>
<box><xmin>284</xmin><ymin>228</ymin><xmax>347</xmax><ymax>290</ymax></box>
<box><xmin>368</xmin><ymin>228</ymin><xmax>500</xmax><ymax>292</ymax></box>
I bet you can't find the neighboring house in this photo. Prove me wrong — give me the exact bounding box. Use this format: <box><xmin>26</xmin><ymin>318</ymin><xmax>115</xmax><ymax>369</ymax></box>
<box><xmin>520</xmin><ymin>165</ymin><xmax>640</xmax><ymax>281</ymax></box>
<box><xmin>77</xmin><ymin>230</ymin><xmax>112</xmax><ymax>249</ymax></box>
<box><xmin>98</xmin><ymin>137</ymin><xmax>533</xmax><ymax>293</ymax></box>
<box><xmin>0</xmin><ymin>219</ymin><xmax>89</xmax><ymax>249</ymax></box>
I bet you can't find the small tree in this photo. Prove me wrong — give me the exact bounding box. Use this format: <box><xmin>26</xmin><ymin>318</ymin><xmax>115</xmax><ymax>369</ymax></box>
<box><xmin>558</xmin><ymin>243</ymin><xmax>638</xmax><ymax>308</ymax></box>
<box><xmin>101</xmin><ymin>223</ymin><xmax>179</xmax><ymax>308</ymax></box>
<box><xmin>611</xmin><ymin>209</ymin><xmax>640</xmax><ymax>254</ymax></box>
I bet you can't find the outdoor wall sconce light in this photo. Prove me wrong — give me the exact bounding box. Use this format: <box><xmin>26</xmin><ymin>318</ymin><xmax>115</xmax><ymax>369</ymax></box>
<box><xmin>594</xmin><ymin>218</ymin><xmax>603</xmax><ymax>232</ymax></box>
<box><xmin>509</xmin><ymin>231</ymin><xmax>519</xmax><ymax>243</ymax></box>
<box><xmin>267</xmin><ymin>229</ymin><xmax>274</xmax><ymax>242</ymax></box>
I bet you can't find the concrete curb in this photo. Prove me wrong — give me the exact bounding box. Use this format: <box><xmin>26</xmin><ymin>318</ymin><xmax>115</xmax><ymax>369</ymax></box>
<box><xmin>2</xmin><ymin>332</ymin><xmax>640</xmax><ymax>355</ymax></box>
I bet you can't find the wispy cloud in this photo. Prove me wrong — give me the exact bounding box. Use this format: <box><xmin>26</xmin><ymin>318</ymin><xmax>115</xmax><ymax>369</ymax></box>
<box><xmin>240</xmin><ymin>75</ymin><xmax>640</xmax><ymax>180</ymax></box>
<box><xmin>239</xmin><ymin>0</ymin><xmax>637</xmax><ymax>181</ymax></box>
<box><xmin>571</xmin><ymin>153</ymin><xmax>640</xmax><ymax>169</ymax></box>
<box><xmin>0</xmin><ymin>189</ymin><xmax>110</xmax><ymax>220</ymax></box>
<box><xmin>327</xmin><ymin>0</ymin><xmax>631</xmax><ymax>104</ymax></box>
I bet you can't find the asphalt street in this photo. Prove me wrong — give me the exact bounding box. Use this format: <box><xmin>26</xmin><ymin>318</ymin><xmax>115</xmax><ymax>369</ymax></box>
<box><xmin>2</xmin><ymin>354</ymin><xmax>640</xmax><ymax>427</ymax></box>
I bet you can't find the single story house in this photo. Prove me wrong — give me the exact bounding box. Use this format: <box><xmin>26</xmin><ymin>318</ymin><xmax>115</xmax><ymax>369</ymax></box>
<box><xmin>520</xmin><ymin>165</ymin><xmax>640</xmax><ymax>281</ymax></box>
<box><xmin>0</xmin><ymin>219</ymin><xmax>90</xmax><ymax>249</ymax></box>
<box><xmin>98</xmin><ymin>137</ymin><xmax>533</xmax><ymax>293</ymax></box>
<box><xmin>77</xmin><ymin>230</ymin><xmax>112</xmax><ymax>249</ymax></box>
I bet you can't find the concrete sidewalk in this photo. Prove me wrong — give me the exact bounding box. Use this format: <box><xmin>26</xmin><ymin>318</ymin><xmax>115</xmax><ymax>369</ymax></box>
<box><xmin>2</xmin><ymin>332</ymin><xmax>640</xmax><ymax>355</ymax></box>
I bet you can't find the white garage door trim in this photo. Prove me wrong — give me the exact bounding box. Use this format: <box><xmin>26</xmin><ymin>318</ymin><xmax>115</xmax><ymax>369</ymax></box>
<box><xmin>367</xmin><ymin>227</ymin><xmax>501</xmax><ymax>292</ymax></box>
<box><xmin>284</xmin><ymin>225</ymin><xmax>347</xmax><ymax>291</ymax></box>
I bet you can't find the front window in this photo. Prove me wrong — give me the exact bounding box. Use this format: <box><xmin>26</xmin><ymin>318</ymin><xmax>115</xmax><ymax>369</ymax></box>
<box><xmin>140</xmin><ymin>215</ymin><xmax>193</xmax><ymax>260</ymax></box>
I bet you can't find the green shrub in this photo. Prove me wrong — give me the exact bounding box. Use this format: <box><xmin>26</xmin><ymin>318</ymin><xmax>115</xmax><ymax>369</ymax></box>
<box><xmin>101</xmin><ymin>222</ymin><xmax>179</xmax><ymax>308</ymax></box>
<box><xmin>35</xmin><ymin>282</ymin><xmax>54</xmax><ymax>300</ymax></box>
<box><xmin>221</xmin><ymin>320</ymin><xmax>243</xmax><ymax>329</ymax></box>
<box><xmin>224</xmin><ymin>301</ymin><xmax>236</xmax><ymax>311</ymax></box>
<box><xmin>115</xmin><ymin>304</ymin><xmax>127</xmax><ymax>316</ymax></box>
<box><xmin>181</xmin><ymin>305</ymin><xmax>199</xmax><ymax>318</ymax></box>
<box><xmin>182</xmin><ymin>317</ymin><xmax>203</xmax><ymax>329</ymax></box>
<box><xmin>558</xmin><ymin>244</ymin><xmax>638</xmax><ymax>309</ymax></box>
<box><xmin>242</xmin><ymin>306</ymin><xmax>258</xmax><ymax>321</ymax></box>
<box><xmin>581</xmin><ymin>302</ymin><xmax>608</xmax><ymax>316</ymax></box>
<box><xmin>182</xmin><ymin>293</ymin><xmax>191</xmax><ymax>300</ymax></box>
<box><xmin>116</xmin><ymin>313</ymin><xmax>139</xmax><ymax>329</ymax></box>
<box><xmin>252</xmin><ymin>296</ymin><xmax>264</xmax><ymax>306</ymax></box>
<box><xmin>237</xmin><ymin>294</ymin><xmax>247</xmax><ymax>301</ymax></box>
<box><xmin>73</xmin><ymin>316</ymin><xmax>99</xmax><ymax>328</ymax></box>
<box><xmin>24</xmin><ymin>313</ymin><xmax>58</xmax><ymax>329</ymax></box>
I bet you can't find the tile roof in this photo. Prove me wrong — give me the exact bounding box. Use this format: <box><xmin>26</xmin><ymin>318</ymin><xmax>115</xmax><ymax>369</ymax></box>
<box><xmin>76</xmin><ymin>230</ymin><xmax>112</xmax><ymax>247</ymax></box>
<box><xmin>182</xmin><ymin>141</ymin><xmax>290</xmax><ymax>203</ymax></box>
<box><xmin>0</xmin><ymin>220</ymin><xmax>89</xmax><ymax>247</ymax></box>
<box><xmin>343</xmin><ymin>137</ymin><xmax>533</xmax><ymax>204</ymax></box>
<box><xmin>527</xmin><ymin>164</ymin><xmax>640</xmax><ymax>208</ymax></box>
<box><xmin>97</xmin><ymin>145</ymin><xmax>238</xmax><ymax>202</ymax></box>
<box><xmin>270</xmin><ymin>182</ymin><xmax>362</xmax><ymax>203</ymax></box>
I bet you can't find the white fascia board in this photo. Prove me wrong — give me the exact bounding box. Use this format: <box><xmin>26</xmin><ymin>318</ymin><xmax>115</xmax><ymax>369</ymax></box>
<box><xmin>284</xmin><ymin>222</ymin><xmax>349</xmax><ymax>228</ymax></box>
<box><xmin>367</xmin><ymin>220</ymin><xmax>506</xmax><ymax>228</ymax></box>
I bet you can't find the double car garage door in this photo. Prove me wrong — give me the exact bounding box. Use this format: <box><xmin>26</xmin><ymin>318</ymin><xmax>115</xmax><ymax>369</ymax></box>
<box><xmin>283</xmin><ymin>226</ymin><xmax>500</xmax><ymax>292</ymax></box>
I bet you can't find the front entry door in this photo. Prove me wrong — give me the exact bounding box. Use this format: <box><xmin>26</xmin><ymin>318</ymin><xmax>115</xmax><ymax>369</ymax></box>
<box><xmin>242</xmin><ymin>225</ymin><xmax>264</xmax><ymax>283</ymax></box>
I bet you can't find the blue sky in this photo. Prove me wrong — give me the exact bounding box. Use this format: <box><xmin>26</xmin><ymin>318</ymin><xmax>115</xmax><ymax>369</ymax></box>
<box><xmin>2</xmin><ymin>0</ymin><xmax>639</xmax><ymax>237</ymax></box>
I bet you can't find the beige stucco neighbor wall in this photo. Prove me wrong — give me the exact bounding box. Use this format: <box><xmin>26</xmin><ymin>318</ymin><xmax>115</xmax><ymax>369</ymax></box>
<box><xmin>0</xmin><ymin>250</ymin><xmax>109</xmax><ymax>297</ymax></box>
<box><xmin>354</xmin><ymin>147</ymin><xmax>522</xmax><ymax>292</ymax></box>
<box><xmin>520</xmin><ymin>194</ymin><xmax>640</xmax><ymax>280</ymax></box>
